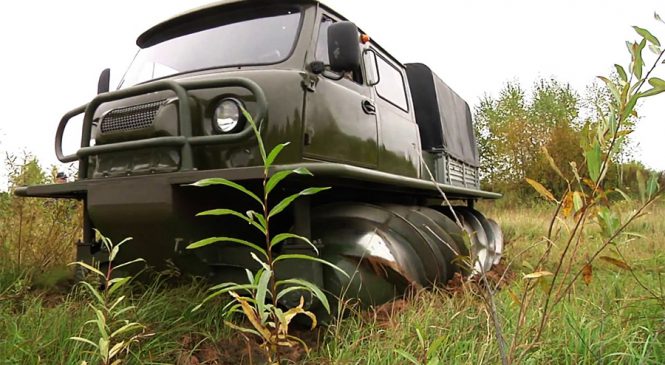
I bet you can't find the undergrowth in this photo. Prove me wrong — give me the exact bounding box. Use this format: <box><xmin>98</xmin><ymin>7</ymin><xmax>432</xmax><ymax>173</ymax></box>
<box><xmin>0</xmin><ymin>203</ymin><xmax>662</xmax><ymax>364</ymax></box>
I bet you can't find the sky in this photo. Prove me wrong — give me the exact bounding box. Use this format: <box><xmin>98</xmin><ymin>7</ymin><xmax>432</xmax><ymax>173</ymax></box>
<box><xmin>0</xmin><ymin>0</ymin><xmax>664</xmax><ymax>188</ymax></box>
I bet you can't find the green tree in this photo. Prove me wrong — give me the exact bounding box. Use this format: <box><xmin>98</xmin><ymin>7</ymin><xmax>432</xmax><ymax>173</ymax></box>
<box><xmin>0</xmin><ymin>154</ymin><xmax>81</xmax><ymax>271</ymax></box>
<box><xmin>474</xmin><ymin>79</ymin><xmax>583</xmax><ymax>198</ymax></box>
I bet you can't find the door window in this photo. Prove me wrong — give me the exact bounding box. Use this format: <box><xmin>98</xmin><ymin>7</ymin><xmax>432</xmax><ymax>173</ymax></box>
<box><xmin>315</xmin><ymin>16</ymin><xmax>334</xmax><ymax>63</ymax></box>
<box><xmin>362</xmin><ymin>50</ymin><xmax>379</xmax><ymax>86</ymax></box>
<box><xmin>375</xmin><ymin>56</ymin><xmax>408</xmax><ymax>111</ymax></box>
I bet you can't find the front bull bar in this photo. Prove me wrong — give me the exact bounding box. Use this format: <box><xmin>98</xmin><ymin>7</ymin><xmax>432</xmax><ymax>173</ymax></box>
<box><xmin>55</xmin><ymin>77</ymin><xmax>268</xmax><ymax>179</ymax></box>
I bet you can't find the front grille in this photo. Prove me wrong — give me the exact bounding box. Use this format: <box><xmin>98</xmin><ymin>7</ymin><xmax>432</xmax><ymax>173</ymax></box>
<box><xmin>100</xmin><ymin>100</ymin><xmax>166</xmax><ymax>133</ymax></box>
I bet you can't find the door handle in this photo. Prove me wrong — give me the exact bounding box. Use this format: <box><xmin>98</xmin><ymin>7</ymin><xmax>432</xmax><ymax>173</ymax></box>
<box><xmin>362</xmin><ymin>99</ymin><xmax>376</xmax><ymax>115</ymax></box>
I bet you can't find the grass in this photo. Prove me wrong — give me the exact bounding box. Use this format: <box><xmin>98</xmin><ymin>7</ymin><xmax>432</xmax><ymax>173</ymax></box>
<box><xmin>0</xmin><ymin>276</ymin><xmax>244</xmax><ymax>364</ymax></box>
<box><xmin>0</xmin><ymin>201</ymin><xmax>663</xmax><ymax>364</ymax></box>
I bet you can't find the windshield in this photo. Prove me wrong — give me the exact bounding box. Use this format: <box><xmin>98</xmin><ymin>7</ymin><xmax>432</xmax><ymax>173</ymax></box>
<box><xmin>119</xmin><ymin>9</ymin><xmax>301</xmax><ymax>88</ymax></box>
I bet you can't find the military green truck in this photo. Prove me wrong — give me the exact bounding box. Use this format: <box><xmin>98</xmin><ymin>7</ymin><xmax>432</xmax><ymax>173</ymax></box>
<box><xmin>16</xmin><ymin>0</ymin><xmax>503</xmax><ymax>309</ymax></box>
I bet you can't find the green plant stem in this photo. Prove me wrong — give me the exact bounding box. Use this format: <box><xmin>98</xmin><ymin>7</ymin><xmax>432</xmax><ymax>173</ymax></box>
<box><xmin>508</xmin><ymin>280</ymin><xmax>536</xmax><ymax>362</ymax></box>
<box><xmin>262</xmin><ymin>165</ymin><xmax>281</xmax><ymax>364</ymax></box>
<box><xmin>555</xmin><ymin>213</ymin><xmax>592</xmax><ymax>299</ymax></box>
<box><xmin>420</xmin><ymin>158</ymin><xmax>464</xmax><ymax>228</ymax></box>
<box><xmin>595</xmin><ymin>49</ymin><xmax>664</xmax><ymax>197</ymax></box>
<box><xmin>535</xmin><ymin>192</ymin><xmax>566</xmax><ymax>272</ymax></box>
<box><xmin>615</xmin><ymin>246</ymin><xmax>665</xmax><ymax>306</ymax></box>
<box><xmin>16</xmin><ymin>203</ymin><xmax>23</xmax><ymax>272</ymax></box>
<box><xmin>524</xmin><ymin>203</ymin><xmax>590</xmax><ymax>359</ymax></box>
<box><xmin>478</xmin><ymin>268</ymin><xmax>509</xmax><ymax>365</ymax></box>
<box><xmin>553</xmin><ymin>190</ymin><xmax>662</xmax><ymax>308</ymax></box>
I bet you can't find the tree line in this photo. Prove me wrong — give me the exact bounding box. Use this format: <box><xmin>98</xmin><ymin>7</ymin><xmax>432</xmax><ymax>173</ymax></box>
<box><xmin>473</xmin><ymin>78</ymin><xmax>663</xmax><ymax>202</ymax></box>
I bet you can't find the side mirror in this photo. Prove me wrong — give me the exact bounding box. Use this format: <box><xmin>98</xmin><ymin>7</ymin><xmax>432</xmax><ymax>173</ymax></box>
<box><xmin>328</xmin><ymin>22</ymin><xmax>361</xmax><ymax>72</ymax></box>
<box><xmin>97</xmin><ymin>68</ymin><xmax>111</xmax><ymax>94</ymax></box>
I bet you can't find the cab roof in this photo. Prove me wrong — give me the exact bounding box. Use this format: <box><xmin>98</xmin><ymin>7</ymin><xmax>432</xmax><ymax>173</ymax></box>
<box><xmin>137</xmin><ymin>0</ymin><xmax>343</xmax><ymax>48</ymax></box>
<box><xmin>136</xmin><ymin>0</ymin><xmax>406</xmax><ymax>70</ymax></box>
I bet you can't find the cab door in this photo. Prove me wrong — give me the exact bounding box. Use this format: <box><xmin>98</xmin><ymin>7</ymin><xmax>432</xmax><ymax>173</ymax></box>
<box><xmin>302</xmin><ymin>15</ymin><xmax>378</xmax><ymax>168</ymax></box>
<box><xmin>365</xmin><ymin>47</ymin><xmax>421</xmax><ymax>178</ymax></box>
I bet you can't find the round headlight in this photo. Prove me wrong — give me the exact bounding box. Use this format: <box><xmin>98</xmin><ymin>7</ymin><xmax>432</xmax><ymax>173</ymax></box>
<box><xmin>213</xmin><ymin>98</ymin><xmax>244</xmax><ymax>133</ymax></box>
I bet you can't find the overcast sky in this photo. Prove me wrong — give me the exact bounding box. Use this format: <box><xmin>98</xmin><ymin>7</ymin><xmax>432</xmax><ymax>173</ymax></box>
<box><xmin>0</xmin><ymin>0</ymin><xmax>663</xmax><ymax>188</ymax></box>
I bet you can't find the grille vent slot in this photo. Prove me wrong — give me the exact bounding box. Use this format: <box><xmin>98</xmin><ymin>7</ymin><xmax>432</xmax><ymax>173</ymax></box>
<box><xmin>100</xmin><ymin>100</ymin><xmax>166</xmax><ymax>133</ymax></box>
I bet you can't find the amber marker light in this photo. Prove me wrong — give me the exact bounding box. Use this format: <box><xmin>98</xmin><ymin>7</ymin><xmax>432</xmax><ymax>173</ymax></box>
<box><xmin>360</xmin><ymin>34</ymin><xmax>371</xmax><ymax>44</ymax></box>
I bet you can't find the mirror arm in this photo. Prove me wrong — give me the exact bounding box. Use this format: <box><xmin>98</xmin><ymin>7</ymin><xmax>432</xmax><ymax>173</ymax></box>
<box><xmin>323</xmin><ymin>70</ymin><xmax>345</xmax><ymax>81</ymax></box>
<box><xmin>308</xmin><ymin>61</ymin><xmax>345</xmax><ymax>81</ymax></box>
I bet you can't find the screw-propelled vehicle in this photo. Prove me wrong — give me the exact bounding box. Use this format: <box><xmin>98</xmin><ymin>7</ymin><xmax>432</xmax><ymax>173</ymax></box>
<box><xmin>16</xmin><ymin>0</ymin><xmax>503</xmax><ymax>310</ymax></box>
